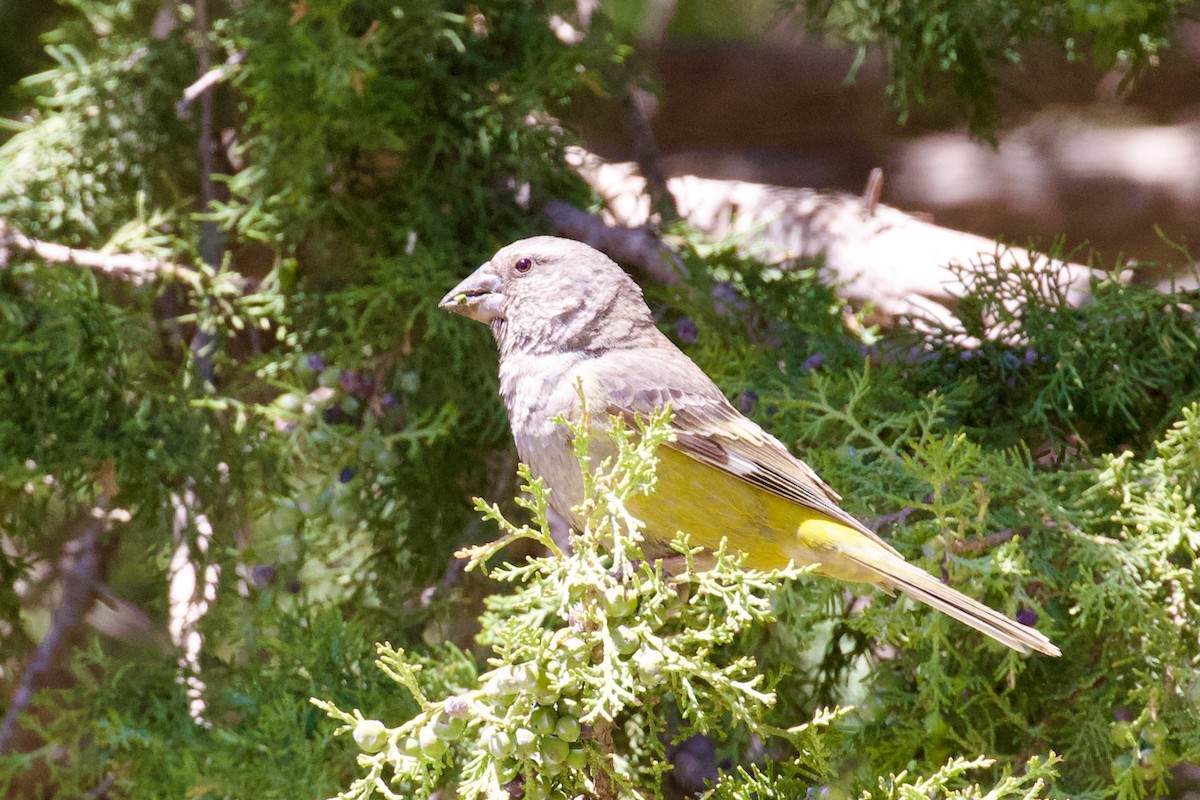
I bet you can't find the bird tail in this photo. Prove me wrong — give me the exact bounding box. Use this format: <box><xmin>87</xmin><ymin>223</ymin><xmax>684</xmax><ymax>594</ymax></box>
<box><xmin>848</xmin><ymin>554</ymin><xmax>1061</xmax><ymax>657</ymax></box>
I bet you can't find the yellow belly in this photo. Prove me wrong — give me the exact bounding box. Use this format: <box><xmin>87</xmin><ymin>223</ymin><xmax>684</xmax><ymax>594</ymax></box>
<box><xmin>627</xmin><ymin>447</ymin><xmax>882</xmax><ymax>584</ymax></box>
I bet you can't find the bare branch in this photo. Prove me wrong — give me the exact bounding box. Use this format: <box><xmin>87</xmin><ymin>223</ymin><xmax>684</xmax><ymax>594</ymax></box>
<box><xmin>0</xmin><ymin>508</ymin><xmax>113</xmax><ymax>755</ymax></box>
<box><xmin>187</xmin><ymin>0</ymin><xmax>227</xmax><ymax>384</ymax></box>
<box><xmin>0</xmin><ymin>219</ymin><xmax>201</xmax><ymax>285</ymax></box>
<box><xmin>176</xmin><ymin>49</ymin><xmax>245</xmax><ymax>118</ymax></box>
<box><xmin>625</xmin><ymin>85</ymin><xmax>676</xmax><ymax>220</ymax></box>
<box><xmin>566</xmin><ymin>147</ymin><xmax>1100</xmax><ymax>325</ymax></box>
<box><xmin>169</xmin><ymin>482</ymin><xmax>221</xmax><ymax>726</ymax></box>
<box><xmin>862</xmin><ymin>167</ymin><xmax>884</xmax><ymax>217</ymax></box>
<box><xmin>865</xmin><ymin>505</ymin><xmax>915</xmax><ymax>533</ymax></box>
<box><xmin>949</xmin><ymin>527</ymin><xmax>1027</xmax><ymax>555</ymax></box>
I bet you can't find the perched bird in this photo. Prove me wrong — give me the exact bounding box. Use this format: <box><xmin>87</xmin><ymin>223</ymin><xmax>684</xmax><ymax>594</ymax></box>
<box><xmin>440</xmin><ymin>236</ymin><xmax>1059</xmax><ymax>657</ymax></box>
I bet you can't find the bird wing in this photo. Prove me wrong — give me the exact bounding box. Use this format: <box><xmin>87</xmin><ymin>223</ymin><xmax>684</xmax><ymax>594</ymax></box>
<box><xmin>587</xmin><ymin>349</ymin><xmax>904</xmax><ymax>559</ymax></box>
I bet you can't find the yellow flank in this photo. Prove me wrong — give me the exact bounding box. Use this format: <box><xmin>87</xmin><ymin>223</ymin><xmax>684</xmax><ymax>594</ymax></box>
<box><xmin>628</xmin><ymin>446</ymin><xmax>883</xmax><ymax>584</ymax></box>
<box><xmin>628</xmin><ymin>445</ymin><xmax>1062</xmax><ymax>657</ymax></box>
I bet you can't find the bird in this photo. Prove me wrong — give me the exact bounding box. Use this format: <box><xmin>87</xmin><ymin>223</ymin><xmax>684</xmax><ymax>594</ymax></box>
<box><xmin>439</xmin><ymin>235</ymin><xmax>1060</xmax><ymax>657</ymax></box>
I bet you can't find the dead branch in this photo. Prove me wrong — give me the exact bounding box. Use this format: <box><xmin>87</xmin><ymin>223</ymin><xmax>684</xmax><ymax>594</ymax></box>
<box><xmin>949</xmin><ymin>527</ymin><xmax>1026</xmax><ymax>555</ymax></box>
<box><xmin>0</xmin><ymin>219</ymin><xmax>201</xmax><ymax>285</ymax></box>
<box><xmin>187</xmin><ymin>0</ymin><xmax>226</xmax><ymax>384</ymax></box>
<box><xmin>169</xmin><ymin>482</ymin><xmax>221</xmax><ymax>726</ymax></box>
<box><xmin>176</xmin><ymin>49</ymin><xmax>245</xmax><ymax>118</ymax></box>
<box><xmin>0</xmin><ymin>508</ymin><xmax>112</xmax><ymax>755</ymax></box>
<box><xmin>865</xmin><ymin>505</ymin><xmax>916</xmax><ymax>533</ymax></box>
<box><xmin>565</xmin><ymin>147</ymin><xmax>1099</xmax><ymax>326</ymax></box>
<box><xmin>622</xmin><ymin>0</ymin><xmax>678</xmax><ymax>220</ymax></box>
<box><xmin>862</xmin><ymin>167</ymin><xmax>884</xmax><ymax>216</ymax></box>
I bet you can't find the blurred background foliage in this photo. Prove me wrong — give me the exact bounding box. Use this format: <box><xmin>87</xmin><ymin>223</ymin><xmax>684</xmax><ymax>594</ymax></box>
<box><xmin>0</xmin><ymin>0</ymin><xmax>1198</xmax><ymax>798</ymax></box>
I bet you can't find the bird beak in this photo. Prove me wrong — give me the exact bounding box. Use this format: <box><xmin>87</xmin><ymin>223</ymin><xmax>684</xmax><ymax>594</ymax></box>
<box><xmin>439</xmin><ymin>263</ymin><xmax>504</xmax><ymax>324</ymax></box>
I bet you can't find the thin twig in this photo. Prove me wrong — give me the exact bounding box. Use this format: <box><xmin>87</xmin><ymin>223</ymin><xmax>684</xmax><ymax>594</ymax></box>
<box><xmin>187</xmin><ymin>0</ymin><xmax>227</xmax><ymax>383</ymax></box>
<box><xmin>862</xmin><ymin>167</ymin><xmax>884</xmax><ymax>217</ymax></box>
<box><xmin>86</xmin><ymin>773</ymin><xmax>117</xmax><ymax>799</ymax></box>
<box><xmin>0</xmin><ymin>509</ymin><xmax>110</xmax><ymax>755</ymax></box>
<box><xmin>624</xmin><ymin>0</ymin><xmax>677</xmax><ymax>221</ymax></box>
<box><xmin>591</xmin><ymin>717</ymin><xmax>617</xmax><ymax>800</ymax></box>
<box><xmin>176</xmin><ymin>49</ymin><xmax>245</xmax><ymax>118</ymax></box>
<box><xmin>949</xmin><ymin>527</ymin><xmax>1027</xmax><ymax>554</ymax></box>
<box><xmin>865</xmin><ymin>505</ymin><xmax>915</xmax><ymax>533</ymax></box>
<box><xmin>0</xmin><ymin>219</ymin><xmax>200</xmax><ymax>285</ymax></box>
<box><xmin>625</xmin><ymin>85</ymin><xmax>675</xmax><ymax>221</ymax></box>
<box><xmin>398</xmin><ymin>554</ymin><xmax>468</xmax><ymax>615</ymax></box>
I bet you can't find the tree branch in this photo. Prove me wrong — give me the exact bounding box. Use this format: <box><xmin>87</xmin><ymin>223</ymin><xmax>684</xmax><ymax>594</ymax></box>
<box><xmin>948</xmin><ymin>527</ymin><xmax>1027</xmax><ymax>555</ymax></box>
<box><xmin>0</xmin><ymin>509</ymin><xmax>111</xmax><ymax>755</ymax></box>
<box><xmin>169</xmin><ymin>482</ymin><xmax>221</xmax><ymax>725</ymax></box>
<box><xmin>0</xmin><ymin>219</ymin><xmax>201</xmax><ymax>285</ymax></box>
<box><xmin>865</xmin><ymin>505</ymin><xmax>915</xmax><ymax>533</ymax></box>
<box><xmin>563</xmin><ymin>147</ymin><xmax>1100</xmax><ymax>327</ymax></box>
<box><xmin>187</xmin><ymin>0</ymin><xmax>226</xmax><ymax>384</ymax></box>
<box><xmin>176</xmin><ymin>49</ymin><xmax>245</xmax><ymax>118</ymax></box>
<box><xmin>622</xmin><ymin>0</ymin><xmax>678</xmax><ymax>220</ymax></box>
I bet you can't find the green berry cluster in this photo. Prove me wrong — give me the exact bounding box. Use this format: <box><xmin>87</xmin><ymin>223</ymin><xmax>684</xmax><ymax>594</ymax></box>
<box><xmin>1109</xmin><ymin>717</ymin><xmax>1176</xmax><ymax>786</ymax></box>
<box><xmin>474</xmin><ymin>658</ymin><xmax>589</xmax><ymax>799</ymax></box>
<box><xmin>327</xmin><ymin>644</ymin><xmax>595</xmax><ymax>799</ymax></box>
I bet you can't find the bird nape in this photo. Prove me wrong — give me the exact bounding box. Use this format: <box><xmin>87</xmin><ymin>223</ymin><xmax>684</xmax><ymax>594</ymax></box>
<box><xmin>440</xmin><ymin>235</ymin><xmax>1060</xmax><ymax>658</ymax></box>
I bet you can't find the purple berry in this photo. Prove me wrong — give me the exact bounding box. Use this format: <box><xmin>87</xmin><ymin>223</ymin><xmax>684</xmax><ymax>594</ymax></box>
<box><xmin>249</xmin><ymin>564</ymin><xmax>277</xmax><ymax>587</ymax></box>
<box><xmin>676</xmin><ymin>318</ymin><xmax>698</xmax><ymax>345</ymax></box>
<box><xmin>802</xmin><ymin>353</ymin><xmax>825</xmax><ymax>373</ymax></box>
<box><xmin>738</xmin><ymin>391</ymin><xmax>758</xmax><ymax>415</ymax></box>
<box><xmin>711</xmin><ymin>282</ymin><xmax>738</xmax><ymax>304</ymax></box>
<box><xmin>305</xmin><ymin>353</ymin><xmax>326</xmax><ymax>372</ymax></box>
<box><xmin>339</xmin><ymin>370</ymin><xmax>374</xmax><ymax>400</ymax></box>
<box><xmin>339</xmin><ymin>467</ymin><xmax>355</xmax><ymax>484</ymax></box>
<box><xmin>711</xmin><ymin>281</ymin><xmax>747</xmax><ymax>316</ymax></box>
<box><xmin>1016</xmin><ymin>608</ymin><xmax>1038</xmax><ymax>627</ymax></box>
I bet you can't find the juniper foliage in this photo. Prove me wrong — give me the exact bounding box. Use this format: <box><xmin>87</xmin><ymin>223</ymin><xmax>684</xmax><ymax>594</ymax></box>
<box><xmin>0</xmin><ymin>2</ymin><xmax>1197</xmax><ymax>799</ymax></box>
<box><xmin>792</xmin><ymin>0</ymin><xmax>1194</xmax><ymax>137</ymax></box>
<box><xmin>317</xmin><ymin>408</ymin><xmax>845</xmax><ymax>800</ymax></box>
<box><xmin>642</xmin><ymin>238</ymin><xmax>1200</xmax><ymax>798</ymax></box>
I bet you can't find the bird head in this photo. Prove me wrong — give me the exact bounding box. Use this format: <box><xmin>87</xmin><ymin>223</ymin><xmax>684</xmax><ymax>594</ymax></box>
<box><xmin>439</xmin><ymin>236</ymin><xmax>655</xmax><ymax>352</ymax></box>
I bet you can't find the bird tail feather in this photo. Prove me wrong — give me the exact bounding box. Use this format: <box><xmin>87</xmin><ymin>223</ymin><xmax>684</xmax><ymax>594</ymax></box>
<box><xmin>849</xmin><ymin>554</ymin><xmax>1061</xmax><ymax>657</ymax></box>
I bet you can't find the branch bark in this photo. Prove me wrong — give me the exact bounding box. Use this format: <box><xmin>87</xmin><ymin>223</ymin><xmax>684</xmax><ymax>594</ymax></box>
<box><xmin>169</xmin><ymin>482</ymin><xmax>221</xmax><ymax>726</ymax></box>
<box><xmin>949</xmin><ymin>527</ymin><xmax>1027</xmax><ymax>554</ymax></box>
<box><xmin>187</xmin><ymin>0</ymin><xmax>226</xmax><ymax>384</ymax></box>
<box><xmin>0</xmin><ymin>509</ymin><xmax>111</xmax><ymax>755</ymax></box>
<box><xmin>0</xmin><ymin>219</ymin><xmax>200</xmax><ymax>285</ymax></box>
<box><xmin>622</xmin><ymin>0</ymin><xmax>678</xmax><ymax>220</ymax></box>
<box><xmin>176</xmin><ymin>49</ymin><xmax>245</xmax><ymax>118</ymax></box>
<box><xmin>562</xmin><ymin>147</ymin><xmax>1100</xmax><ymax>326</ymax></box>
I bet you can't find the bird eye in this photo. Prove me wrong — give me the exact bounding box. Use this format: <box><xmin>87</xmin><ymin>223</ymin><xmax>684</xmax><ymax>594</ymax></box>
<box><xmin>514</xmin><ymin>257</ymin><xmax>533</xmax><ymax>274</ymax></box>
